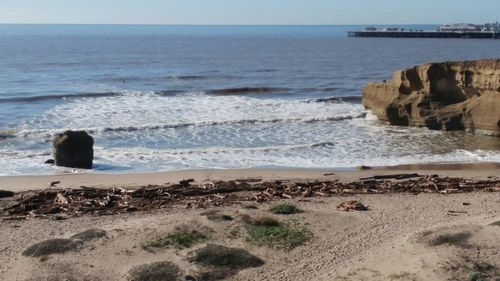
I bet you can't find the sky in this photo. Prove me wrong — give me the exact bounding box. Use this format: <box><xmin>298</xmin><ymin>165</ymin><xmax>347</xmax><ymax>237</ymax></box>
<box><xmin>1</xmin><ymin>0</ymin><xmax>499</xmax><ymax>25</ymax></box>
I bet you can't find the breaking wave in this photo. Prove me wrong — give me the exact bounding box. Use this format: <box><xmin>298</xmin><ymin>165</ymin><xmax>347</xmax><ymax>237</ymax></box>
<box><xmin>0</xmin><ymin>92</ymin><xmax>122</xmax><ymax>103</ymax></box>
<box><xmin>16</xmin><ymin>113</ymin><xmax>366</xmax><ymax>138</ymax></box>
<box><xmin>206</xmin><ymin>87</ymin><xmax>291</xmax><ymax>95</ymax></box>
<box><xmin>314</xmin><ymin>96</ymin><xmax>362</xmax><ymax>103</ymax></box>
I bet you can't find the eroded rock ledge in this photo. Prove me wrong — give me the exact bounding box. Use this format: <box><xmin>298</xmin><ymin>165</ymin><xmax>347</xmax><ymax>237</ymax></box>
<box><xmin>362</xmin><ymin>59</ymin><xmax>500</xmax><ymax>136</ymax></box>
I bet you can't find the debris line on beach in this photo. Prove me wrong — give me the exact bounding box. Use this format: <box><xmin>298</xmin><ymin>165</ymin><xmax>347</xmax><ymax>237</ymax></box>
<box><xmin>1</xmin><ymin>175</ymin><xmax>499</xmax><ymax>220</ymax></box>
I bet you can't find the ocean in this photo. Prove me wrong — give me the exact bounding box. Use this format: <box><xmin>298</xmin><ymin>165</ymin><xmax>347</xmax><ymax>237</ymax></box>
<box><xmin>0</xmin><ymin>24</ymin><xmax>499</xmax><ymax>175</ymax></box>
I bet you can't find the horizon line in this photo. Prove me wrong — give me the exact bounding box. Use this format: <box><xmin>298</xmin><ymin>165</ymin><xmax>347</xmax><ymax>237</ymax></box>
<box><xmin>0</xmin><ymin>22</ymin><xmax>443</xmax><ymax>26</ymax></box>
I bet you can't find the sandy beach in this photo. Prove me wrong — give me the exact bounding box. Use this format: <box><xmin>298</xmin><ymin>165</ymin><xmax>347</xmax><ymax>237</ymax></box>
<box><xmin>1</xmin><ymin>162</ymin><xmax>500</xmax><ymax>192</ymax></box>
<box><xmin>0</xmin><ymin>163</ymin><xmax>499</xmax><ymax>281</ymax></box>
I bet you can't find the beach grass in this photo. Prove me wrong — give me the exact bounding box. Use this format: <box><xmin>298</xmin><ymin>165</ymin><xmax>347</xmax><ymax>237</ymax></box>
<box><xmin>269</xmin><ymin>203</ymin><xmax>302</xmax><ymax>215</ymax></box>
<box><xmin>242</xmin><ymin>215</ymin><xmax>311</xmax><ymax>250</ymax></box>
<box><xmin>144</xmin><ymin>227</ymin><xmax>210</xmax><ymax>250</ymax></box>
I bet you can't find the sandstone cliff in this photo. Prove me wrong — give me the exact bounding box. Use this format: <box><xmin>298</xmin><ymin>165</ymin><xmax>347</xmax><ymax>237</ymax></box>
<box><xmin>362</xmin><ymin>59</ymin><xmax>500</xmax><ymax>136</ymax></box>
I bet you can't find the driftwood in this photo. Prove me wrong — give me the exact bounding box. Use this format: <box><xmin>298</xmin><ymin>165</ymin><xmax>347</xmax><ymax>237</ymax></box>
<box><xmin>337</xmin><ymin>200</ymin><xmax>369</xmax><ymax>211</ymax></box>
<box><xmin>1</xmin><ymin>176</ymin><xmax>499</xmax><ymax>220</ymax></box>
<box><xmin>359</xmin><ymin>173</ymin><xmax>423</xmax><ymax>180</ymax></box>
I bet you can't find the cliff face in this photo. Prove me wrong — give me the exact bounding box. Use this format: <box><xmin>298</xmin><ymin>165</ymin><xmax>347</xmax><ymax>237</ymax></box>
<box><xmin>362</xmin><ymin>59</ymin><xmax>500</xmax><ymax>136</ymax></box>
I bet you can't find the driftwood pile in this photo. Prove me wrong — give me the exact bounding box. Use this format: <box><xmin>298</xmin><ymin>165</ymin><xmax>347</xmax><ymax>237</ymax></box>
<box><xmin>1</xmin><ymin>174</ymin><xmax>499</xmax><ymax>220</ymax></box>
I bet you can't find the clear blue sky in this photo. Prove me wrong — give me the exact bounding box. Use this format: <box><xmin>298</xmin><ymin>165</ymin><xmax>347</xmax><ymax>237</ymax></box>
<box><xmin>1</xmin><ymin>0</ymin><xmax>499</xmax><ymax>25</ymax></box>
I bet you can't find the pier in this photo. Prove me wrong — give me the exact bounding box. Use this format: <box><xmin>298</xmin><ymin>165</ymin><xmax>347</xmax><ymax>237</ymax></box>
<box><xmin>348</xmin><ymin>30</ymin><xmax>500</xmax><ymax>39</ymax></box>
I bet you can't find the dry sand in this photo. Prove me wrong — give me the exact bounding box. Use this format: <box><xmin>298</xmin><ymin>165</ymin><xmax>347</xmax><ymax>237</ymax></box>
<box><xmin>0</xmin><ymin>163</ymin><xmax>499</xmax><ymax>281</ymax></box>
<box><xmin>1</xmin><ymin>162</ymin><xmax>499</xmax><ymax>192</ymax></box>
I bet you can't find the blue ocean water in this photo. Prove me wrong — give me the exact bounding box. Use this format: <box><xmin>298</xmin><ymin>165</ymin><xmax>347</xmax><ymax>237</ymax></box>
<box><xmin>0</xmin><ymin>24</ymin><xmax>499</xmax><ymax>175</ymax></box>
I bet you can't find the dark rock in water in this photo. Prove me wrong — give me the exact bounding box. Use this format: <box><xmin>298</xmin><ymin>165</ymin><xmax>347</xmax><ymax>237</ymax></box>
<box><xmin>44</xmin><ymin>159</ymin><xmax>55</xmax><ymax>165</ymax></box>
<box><xmin>23</xmin><ymin>238</ymin><xmax>81</xmax><ymax>257</ymax></box>
<box><xmin>363</xmin><ymin>59</ymin><xmax>500</xmax><ymax>136</ymax></box>
<box><xmin>53</xmin><ymin>130</ymin><xmax>94</xmax><ymax>169</ymax></box>
<box><xmin>0</xmin><ymin>190</ymin><xmax>14</xmax><ymax>198</ymax></box>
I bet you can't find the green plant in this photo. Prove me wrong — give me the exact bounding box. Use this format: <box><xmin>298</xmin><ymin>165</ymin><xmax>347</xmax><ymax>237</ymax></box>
<box><xmin>190</xmin><ymin>244</ymin><xmax>264</xmax><ymax>269</ymax></box>
<box><xmin>469</xmin><ymin>271</ymin><xmax>485</xmax><ymax>281</ymax></box>
<box><xmin>144</xmin><ymin>228</ymin><xmax>209</xmax><ymax>250</ymax></box>
<box><xmin>269</xmin><ymin>203</ymin><xmax>302</xmax><ymax>215</ymax></box>
<box><xmin>245</xmin><ymin>220</ymin><xmax>311</xmax><ymax>250</ymax></box>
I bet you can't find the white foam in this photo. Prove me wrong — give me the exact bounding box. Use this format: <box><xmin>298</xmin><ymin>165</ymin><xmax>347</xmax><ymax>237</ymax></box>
<box><xmin>3</xmin><ymin>90</ymin><xmax>499</xmax><ymax>176</ymax></box>
<box><xmin>17</xmin><ymin>91</ymin><xmax>365</xmax><ymax>138</ymax></box>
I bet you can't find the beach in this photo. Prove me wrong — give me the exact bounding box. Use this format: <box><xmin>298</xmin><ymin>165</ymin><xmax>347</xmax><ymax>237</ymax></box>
<box><xmin>1</xmin><ymin>24</ymin><xmax>499</xmax><ymax>281</ymax></box>
<box><xmin>1</xmin><ymin>164</ymin><xmax>499</xmax><ymax>280</ymax></box>
<box><xmin>1</xmin><ymin>163</ymin><xmax>500</xmax><ymax>192</ymax></box>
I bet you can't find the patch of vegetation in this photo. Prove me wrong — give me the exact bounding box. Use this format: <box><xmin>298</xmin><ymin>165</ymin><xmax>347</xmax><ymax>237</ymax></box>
<box><xmin>469</xmin><ymin>271</ymin><xmax>486</xmax><ymax>281</ymax></box>
<box><xmin>200</xmin><ymin>210</ymin><xmax>233</xmax><ymax>222</ymax></box>
<box><xmin>70</xmin><ymin>229</ymin><xmax>107</xmax><ymax>242</ymax></box>
<box><xmin>23</xmin><ymin>239</ymin><xmax>81</xmax><ymax>257</ymax></box>
<box><xmin>190</xmin><ymin>244</ymin><xmax>264</xmax><ymax>269</ymax></box>
<box><xmin>428</xmin><ymin>231</ymin><xmax>471</xmax><ymax>248</ymax></box>
<box><xmin>473</xmin><ymin>261</ymin><xmax>495</xmax><ymax>273</ymax></box>
<box><xmin>489</xmin><ymin>220</ymin><xmax>500</xmax><ymax>227</ymax></box>
<box><xmin>144</xmin><ymin>227</ymin><xmax>210</xmax><ymax>250</ymax></box>
<box><xmin>128</xmin><ymin>261</ymin><xmax>180</xmax><ymax>281</ymax></box>
<box><xmin>269</xmin><ymin>203</ymin><xmax>302</xmax><ymax>215</ymax></box>
<box><xmin>242</xmin><ymin>215</ymin><xmax>311</xmax><ymax>250</ymax></box>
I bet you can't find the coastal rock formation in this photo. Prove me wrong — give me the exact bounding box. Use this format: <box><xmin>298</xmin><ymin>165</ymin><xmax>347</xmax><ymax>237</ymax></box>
<box><xmin>362</xmin><ymin>59</ymin><xmax>500</xmax><ymax>136</ymax></box>
<box><xmin>53</xmin><ymin>130</ymin><xmax>94</xmax><ymax>169</ymax></box>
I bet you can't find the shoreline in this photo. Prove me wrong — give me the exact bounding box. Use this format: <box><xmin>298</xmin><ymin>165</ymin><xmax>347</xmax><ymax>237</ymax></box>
<box><xmin>1</xmin><ymin>162</ymin><xmax>499</xmax><ymax>192</ymax></box>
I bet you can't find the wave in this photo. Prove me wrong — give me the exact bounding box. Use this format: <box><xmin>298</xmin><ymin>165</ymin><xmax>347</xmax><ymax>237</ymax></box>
<box><xmin>166</xmin><ymin>75</ymin><xmax>208</xmax><ymax>80</ymax></box>
<box><xmin>101</xmin><ymin>114</ymin><xmax>366</xmax><ymax>133</ymax></box>
<box><xmin>0</xmin><ymin>130</ymin><xmax>17</xmax><ymax>140</ymax></box>
<box><xmin>95</xmin><ymin>141</ymin><xmax>340</xmax><ymax>159</ymax></box>
<box><xmin>16</xmin><ymin>113</ymin><xmax>366</xmax><ymax>138</ymax></box>
<box><xmin>0</xmin><ymin>91</ymin><xmax>122</xmax><ymax>103</ymax></box>
<box><xmin>0</xmin><ymin>90</ymin><xmax>187</xmax><ymax>103</ymax></box>
<box><xmin>164</xmin><ymin>141</ymin><xmax>338</xmax><ymax>154</ymax></box>
<box><xmin>314</xmin><ymin>96</ymin><xmax>362</xmax><ymax>103</ymax></box>
<box><xmin>0</xmin><ymin>87</ymin><xmax>364</xmax><ymax>104</ymax></box>
<box><xmin>0</xmin><ymin>87</ymin><xmax>288</xmax><ymax>103</ymax></box>
<box><xmin>206</xmin><ymin>87</ymin><xmax>291</xmax><ymax>95</ymax></box>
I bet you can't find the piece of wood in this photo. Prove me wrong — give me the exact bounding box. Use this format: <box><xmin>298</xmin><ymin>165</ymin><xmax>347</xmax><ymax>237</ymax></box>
<box><xmin>360</xmin><ymin>173</ymin><xmax>423</xmax><ymax>180</ymax></box>
<box><xmin>55</xmin><ymin>193</ymin><xmax>69</xmax><ymax>204</ymax></box>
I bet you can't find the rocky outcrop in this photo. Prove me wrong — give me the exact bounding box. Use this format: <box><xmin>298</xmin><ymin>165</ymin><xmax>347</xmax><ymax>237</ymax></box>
<box><xmin>53</xmin><ymin>131</ymin><xmax>94</xmax><ymax>169</ymax></box>
<box><xmin>362</xmin><ymin>59</ymin><xmax>500</xmax><ymax>136</ymax></box>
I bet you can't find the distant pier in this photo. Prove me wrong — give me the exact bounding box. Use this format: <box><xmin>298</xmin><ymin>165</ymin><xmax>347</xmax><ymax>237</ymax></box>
<box><xmin>348</xmin><ymin>30</ymin><xmax>500</xmax><ymax>39</ymax></box>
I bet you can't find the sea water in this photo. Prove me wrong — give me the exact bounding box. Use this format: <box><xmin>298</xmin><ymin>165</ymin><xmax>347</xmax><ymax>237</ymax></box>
<box><xmin>0</xmin><ymin>24</ymin><xmax>499</xmax><ymax>175</ymax></box>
